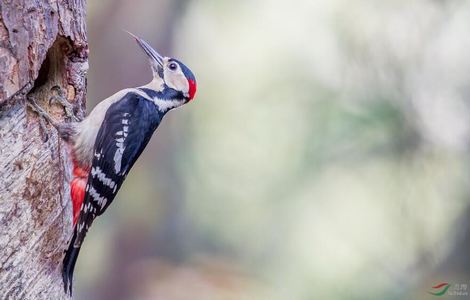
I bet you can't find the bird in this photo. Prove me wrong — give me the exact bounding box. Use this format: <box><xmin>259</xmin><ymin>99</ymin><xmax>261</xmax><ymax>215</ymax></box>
<box><xmin>28</xmin><ymin>32</ymin><xmax>197</xmax><ymax>295</ymax></box>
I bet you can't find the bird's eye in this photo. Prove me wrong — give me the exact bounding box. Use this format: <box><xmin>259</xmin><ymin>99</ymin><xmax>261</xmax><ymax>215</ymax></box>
<box><xmin>168</xmin><ymin>63</ymin><xmax>178</xmax><ymax>71</ymax></box>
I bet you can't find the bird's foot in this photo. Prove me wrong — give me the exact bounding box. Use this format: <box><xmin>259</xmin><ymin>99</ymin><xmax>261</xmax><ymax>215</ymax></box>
<box><xmin>49</xmin><ymin>85</ymin><xmax>80</xmax><ymax>122</ymax></box>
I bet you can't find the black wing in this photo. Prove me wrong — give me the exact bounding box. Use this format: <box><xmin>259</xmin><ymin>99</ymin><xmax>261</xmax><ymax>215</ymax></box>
<box><xmin>63</xmin><ymin>92</ymin><xmax>162</xmax><ymax>294</ymax></box>
<box><xmin>77</xmin><ymin>92</ymin><xmax>161</xmax><ymax>244</ymax></box>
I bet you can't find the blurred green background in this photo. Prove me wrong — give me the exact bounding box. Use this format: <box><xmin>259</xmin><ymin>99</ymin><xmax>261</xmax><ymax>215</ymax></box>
<box><xmin>80</xmin><ymin>0</ymin><xmax>470</xmax><ymax>299</ymax></box>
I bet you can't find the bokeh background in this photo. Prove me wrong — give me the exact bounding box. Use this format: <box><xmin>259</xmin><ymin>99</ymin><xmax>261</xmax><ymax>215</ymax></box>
<box><xmin>80</xmin><ymin>1</ymin><xmax>470</xmax><ymax>299</ymax></box>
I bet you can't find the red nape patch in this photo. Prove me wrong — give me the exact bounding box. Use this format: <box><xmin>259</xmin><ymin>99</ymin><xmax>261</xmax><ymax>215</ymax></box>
<box><xmin>188</xmin><ymin>79</ymin><xmax>197</xmax><ymax>101</ymax></box>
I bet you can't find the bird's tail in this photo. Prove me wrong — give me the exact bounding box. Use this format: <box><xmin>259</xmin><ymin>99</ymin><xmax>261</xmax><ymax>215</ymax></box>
<box><xmin>63</xmin><ymin>228</ymin><xmax>81</xmax><ymax>296</ymax></box>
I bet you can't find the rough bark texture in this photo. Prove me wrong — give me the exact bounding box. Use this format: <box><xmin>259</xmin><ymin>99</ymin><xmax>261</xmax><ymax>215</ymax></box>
<box><xmin>0</xmin><ymin>1</ymin><xmax>87</xmax><ymax>299</ymax></box>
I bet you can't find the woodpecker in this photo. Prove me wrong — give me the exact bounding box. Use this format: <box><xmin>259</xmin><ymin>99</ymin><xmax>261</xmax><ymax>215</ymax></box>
<box><xmin>29</xmin><ymin>33</ymin><xmax>196</xmax><ymax>295</ymax></box>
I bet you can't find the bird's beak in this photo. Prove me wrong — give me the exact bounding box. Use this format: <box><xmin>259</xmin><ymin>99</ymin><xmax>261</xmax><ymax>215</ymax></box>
<box><xmin>125</xmin><ymin>31</ymin><xmax>164</xmax><ymax>76</ymax></box>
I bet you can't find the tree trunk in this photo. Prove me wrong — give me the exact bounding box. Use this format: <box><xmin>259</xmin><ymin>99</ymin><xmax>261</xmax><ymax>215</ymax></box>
<box><xmin>0</xmin><ymin>1</ymin><xmax>87</xmax><ymax>299</ymax></box>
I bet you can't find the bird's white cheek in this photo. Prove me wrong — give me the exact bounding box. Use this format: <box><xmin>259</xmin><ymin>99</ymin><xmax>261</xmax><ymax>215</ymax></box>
<box><xmin>166</xmin><ymin>73</ymin><xmax>189</xmax><ymax>93</ymax></box>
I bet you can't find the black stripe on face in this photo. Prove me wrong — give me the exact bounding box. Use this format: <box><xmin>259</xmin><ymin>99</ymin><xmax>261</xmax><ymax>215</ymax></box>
<box><xmin>138</xmin><ymin>87</ymin><xmax>185</xmax><ymax>101</ymax></box>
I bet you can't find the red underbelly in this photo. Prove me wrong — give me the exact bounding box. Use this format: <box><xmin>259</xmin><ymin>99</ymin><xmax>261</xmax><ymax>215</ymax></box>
<box><xmin>70</xmin><ymin>156</ymin><xmax>90</xmax><ymax>226</ymax></box>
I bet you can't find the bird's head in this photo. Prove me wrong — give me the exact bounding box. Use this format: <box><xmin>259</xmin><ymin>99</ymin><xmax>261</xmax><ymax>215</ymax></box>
<box><xmin>128</xmin><ymin>32</ymin><xmax>197</xmax><ymax>106</ymax></box>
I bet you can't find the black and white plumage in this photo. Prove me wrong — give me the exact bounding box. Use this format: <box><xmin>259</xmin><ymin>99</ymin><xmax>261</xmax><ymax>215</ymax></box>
<box><xmin>83</xmin><ymin>92</ymin><xmax>163</xmax><ymax>217</ymax></box>
<box><xmin>63</xmin><ymin>92</ymin><xmax>163</xmax><ymax>292</ymax></box>
<box><xmin>62</xmin><ymin>33</ymin><xmax>197</xmax><ymax>295</ymax></box>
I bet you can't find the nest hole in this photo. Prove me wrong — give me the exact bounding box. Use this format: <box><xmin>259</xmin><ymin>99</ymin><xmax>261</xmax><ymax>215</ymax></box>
<box><xmin>30</xmin><ymin>37</ymin><xmax>70</xmax><ymax>96</ymax></box>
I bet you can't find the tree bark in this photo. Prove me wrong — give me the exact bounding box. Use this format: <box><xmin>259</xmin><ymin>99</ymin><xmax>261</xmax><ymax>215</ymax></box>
<box><xmin>0</xmin><ymin>1</ymin><xmax>87</xmax><ymax>299</ymax></box>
